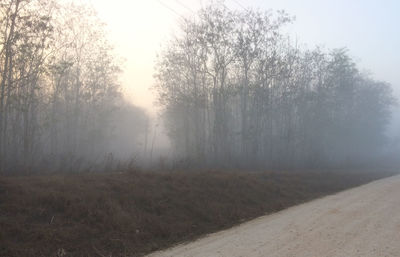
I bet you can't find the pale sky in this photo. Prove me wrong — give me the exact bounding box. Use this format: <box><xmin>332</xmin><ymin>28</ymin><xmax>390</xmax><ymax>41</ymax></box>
<box><xmin>87</xmin><ymin>0</ymin><xmax>400</xmax><ymax>116</ymax></box>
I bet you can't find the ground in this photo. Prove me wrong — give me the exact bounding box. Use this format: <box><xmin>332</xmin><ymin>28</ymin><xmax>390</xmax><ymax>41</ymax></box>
<box><xmin>149</xmin><ymin>174</ymin><xmax>400</xmax><ymax>257</ymax></box>
<box><xmin>0</xmin><ymin>169</ymin><xmax>396</xmax><ymax>257</ymax></box>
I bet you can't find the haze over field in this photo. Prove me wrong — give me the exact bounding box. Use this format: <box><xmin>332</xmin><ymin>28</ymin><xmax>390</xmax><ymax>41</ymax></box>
<box><xmin>1</xmin><ymin>2</ymin><xmax>400</xmax><ymax>256</ymax></box>
<box><xmin>92</xmin><ymin>0</ymin><xmax>400</xmax><ymax>157</ymax></box>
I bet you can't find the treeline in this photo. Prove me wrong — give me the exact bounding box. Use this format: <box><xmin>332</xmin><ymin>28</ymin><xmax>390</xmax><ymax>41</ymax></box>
<box><xmin>155</xmin><ymin>3</ymin><xmax>395</xmax><ymax>168</ymax></box>
<box><xmin>0</xmin><ymin>0</ymin><xmax>147</xmax><ymax>173</ymax></box>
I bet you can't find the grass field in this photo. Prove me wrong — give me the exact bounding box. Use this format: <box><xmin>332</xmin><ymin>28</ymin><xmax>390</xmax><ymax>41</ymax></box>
<box><xmin>0</xmin><ymin>169</ymin><xmax>396</xmax><ymax>257</ymax></box>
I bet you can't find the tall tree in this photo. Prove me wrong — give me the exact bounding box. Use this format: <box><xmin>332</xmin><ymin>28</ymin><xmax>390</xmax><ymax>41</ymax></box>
<box><xmin>155</xmin><ymin>3</ymin><xmax>395</xmax><ymax>168</ymax></box>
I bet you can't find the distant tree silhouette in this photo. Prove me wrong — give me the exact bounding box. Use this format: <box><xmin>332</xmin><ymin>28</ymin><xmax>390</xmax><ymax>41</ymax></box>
<box><xmin>155</xmin><ymin>3</ymin><xmax>395</xmax><ymax>168</ymax></box>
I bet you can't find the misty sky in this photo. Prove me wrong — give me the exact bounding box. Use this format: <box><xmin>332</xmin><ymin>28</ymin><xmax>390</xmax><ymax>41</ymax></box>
<box><xmin>88</xmin><ymin>0</ymin><xmax>400</xmax><ymax>116</ymax></box>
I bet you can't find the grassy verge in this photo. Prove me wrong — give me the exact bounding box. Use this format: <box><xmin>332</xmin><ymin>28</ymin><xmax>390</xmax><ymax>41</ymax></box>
<box><xmin>0</xmin><ymin>169</ymin><xmax>396</xmax><ymax>257</ymax></box>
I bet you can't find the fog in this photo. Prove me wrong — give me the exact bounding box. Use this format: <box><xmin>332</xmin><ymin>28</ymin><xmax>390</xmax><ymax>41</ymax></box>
<box><xmin>0</xmin><ymin>0</ymin><xmax>399</xmax><ymax>173</ymax></box>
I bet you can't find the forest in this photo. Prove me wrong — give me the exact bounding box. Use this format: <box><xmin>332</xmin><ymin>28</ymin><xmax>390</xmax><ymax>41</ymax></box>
<box><xmin>0</xmin><ymin>0</ymin><xmax>397</xmax><ymax>172</ymax></box>
<box><xmin>0</xmin><ymin>0</ymin><xmax>148</xmax><ymax>173</ymax></box>
<box><xmin>155</xmin><ymin>4</ymin><xmax>396</xmax><ymax>168</ymax></box>
<box><xmin>1</xmin><ymin>1</ymin><xmax>399</xmax><ymax>256</ymax></box>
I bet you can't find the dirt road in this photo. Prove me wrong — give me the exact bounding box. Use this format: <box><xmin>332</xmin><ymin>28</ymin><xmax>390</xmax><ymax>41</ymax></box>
<box><xmin>148</xmin><ymin>175</ymin><xmax>400</xmax><ymax>257</ymax></box>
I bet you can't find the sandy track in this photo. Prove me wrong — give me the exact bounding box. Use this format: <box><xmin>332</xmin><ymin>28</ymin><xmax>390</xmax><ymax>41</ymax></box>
<box><xmin>147</xmin><ymin>175</ymin><xmax>400</xmax><ymax>257</ymax></box>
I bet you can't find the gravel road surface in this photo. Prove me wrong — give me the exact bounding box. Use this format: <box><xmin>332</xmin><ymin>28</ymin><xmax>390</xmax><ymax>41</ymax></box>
<box><xmin>148</xmin><ymin>174</ymin><xmax>400</xmax><ymax>257</ymax></box>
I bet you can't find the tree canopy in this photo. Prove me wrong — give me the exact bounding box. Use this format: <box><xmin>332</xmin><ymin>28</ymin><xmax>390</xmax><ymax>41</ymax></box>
<box><xmin>155</xmin><ymin>3</ymin><xmax>395</xmax><ymax>168</ymax></box>
<box><xmin>0</xmin><ymin>0</ymin><xmax>147</xmax><ymax>172</ymax></box>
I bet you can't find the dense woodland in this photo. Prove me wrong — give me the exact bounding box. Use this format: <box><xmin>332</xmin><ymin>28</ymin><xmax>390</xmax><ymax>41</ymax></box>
<box><xmin>0</xmin><ymin>0</ymin><xmax>147</xmax><ymax>172</ymax></box>
<box><xmin>155</xmin><ymin>3</ymin><xmax>396</xmax><ymax>168</ymax></box>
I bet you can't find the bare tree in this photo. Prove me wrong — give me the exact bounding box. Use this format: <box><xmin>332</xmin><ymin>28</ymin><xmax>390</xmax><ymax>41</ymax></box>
<box><xmin>0</xmin><ymin>0</ymin><xmax>148</xmax><ymax>173</ymax></box>
<box><xmin>155</xmin><ymin>3</ymin><xmax>395</xmax><ymax>169</ymax></box>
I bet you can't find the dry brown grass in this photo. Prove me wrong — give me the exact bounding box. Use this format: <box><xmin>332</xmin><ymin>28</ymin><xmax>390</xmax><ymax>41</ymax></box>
<box><xmin>0</xmin><ymin>169</ymin><xmax>396</xmax><ymax>257</ymax></box>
